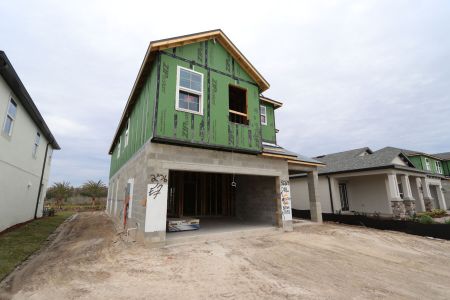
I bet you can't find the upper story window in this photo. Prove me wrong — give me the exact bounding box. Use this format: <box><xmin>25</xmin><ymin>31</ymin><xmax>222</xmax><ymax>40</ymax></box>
<box><xmin>176</xmin><ymin>66</ymin><xmax>203</xmax><ymax>114</ymax></box>
<box><xmin>117</xmin><ymin>137</ymin><xmax>121</xmax><ymax>159</ymax></box>
<box><xmin>125</xmin><ymin>118</ymin><xmax>130</xmax><ymax>147</ymax></box>
<box><xmin>425</xmin><ymin>157</ymin><xmax>431</xmax><ymax>171</ymax></box>
<box><xmin>260</xmin><ymin>105</ymin><xmax>267</xmax><ymax>125</ymax></box>
<box><xmin>32</xmin><ymin>132</ymin><xmax>40</xmax><ymax>158</ymax></box>
<box><xmin>229</xmin><ymin>85</ymin><xmax>248</xmax><ymax>125</ymax></box>
<box><xmin>436</xmin><ymin>161</ymin><xmax>443</xmax><ymax>174</ymax></box>
<box><xmin>3</xmin><ymin>99</ymin><xmax>17</xmax><ymax>136</ymax></box>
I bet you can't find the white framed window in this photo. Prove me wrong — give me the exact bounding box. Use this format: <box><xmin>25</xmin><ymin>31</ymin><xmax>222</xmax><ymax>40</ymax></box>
<box><xmin>436</xmin><ymin>161</ymin><xmax>443</xmax><ymax>174</ymax></box>
<box><xmin>176</xmin><ymin>66</ymin><xmax>203</xmax><ymax>115</ymax></box>
<box><xmin>260</xmin><ymin>105</ymin><xmax>267</xmax><ymax>125</ymax></box>
<box><xmin>425</xmin><ymin>158</ymin><xmax>431</xmax><ymax>171</ymax></box>
<box><xmin>117</xmin><ymin>137</ymin><xmax>121</xmax><ymax>158</ymax></box>
<box><xmin>125</xmin><ymin>118</ymin><xmax>130</xmax><ymax>147</ymax></box>
<box><xmin>32</xmin><ymin>132</ymin><xmax>40</xmax><ymax>158</ymax></box>
<box><xmin>3</xmin><ymin>98</ymin><xmax>17</xmax><ymax>136</ymax></box>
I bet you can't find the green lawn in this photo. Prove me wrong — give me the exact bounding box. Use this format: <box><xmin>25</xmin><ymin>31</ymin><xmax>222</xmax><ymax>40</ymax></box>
<box><xmin>0</xmin><ymin>211</ymin><xmax>74</xmax><ymax>280</ymax></box>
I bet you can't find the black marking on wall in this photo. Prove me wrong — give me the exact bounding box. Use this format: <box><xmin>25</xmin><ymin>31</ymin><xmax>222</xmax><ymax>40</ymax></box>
<box><xmin>225</xmin><ymin>54</ymin><xmax>232</xmax><ymax>73</ymax></box>
<box><xmin>173</xmin><ymin>114</ymin><xmax>178</xmax><ymax>138</ymax></box>
<box><xmin>235</xmin><ymin>125</ymin><xmax>239</xmax><ymax>147</ymax></box>
<box><xmin>182</xmin><ymin>114</ymin><xmax>189</xmax><ymax>139</ymax></box>
<box><xmin>228</xmin><ymin>124</ymin><xmax>234</xmax><ymax>145</ymax></box>
<box><xmin>172</xmin><ymin>47</ymin><xmax>176</xmax><ymax>55</ymax></box>
<box><xmin>160</xmin><ymin>51</ymin><xmax>258</xmax><ymax>87</ymax></box>
<box><xmin>152</xmin><ymin>52</ymin><xmax>161</xmax><ymax>138</ymax></box>
<box><xmin>248</xmin><ymin>130</ymin><xmax>252</xmax><ymax>147</ymax></box>
<box><xmin>231</xmin><ymin>58</ymin><xmax>235</xmax><ymax>77</ymax></box>
<box><xmin>211</xmin><ymin>78</ymin><xmax>217</xmax><ymax>106</ymax></box>
<box><xmin>161</xmin><ymin>62</ymin><xmax>169</xmax><ymax>94</ymax></box>
<box><xmin>204</xmin><ymin>40</ymin><xmax>208</xmax><ymax>67</ymax></box>
<box><xmin>197</xmin><ymin>44</ymin><xmax>204</xmax><ymax>65</ymax></box>
<box><xmin>212</xmin><ymin>119</ymin><xmax>216</xmax><ymax>141</ymax></box>
<box><xmin>191</xmin><ymin>114</ymin><xmax>195</xmax><ymax>132</ymax></box>
<box><xmin>207</xmin><ymin>69</ymin><xmax>211</xmax><ymax>143</ymax></box>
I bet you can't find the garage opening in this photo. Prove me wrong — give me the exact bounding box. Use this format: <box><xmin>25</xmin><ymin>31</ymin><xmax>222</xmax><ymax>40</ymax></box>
<box><xmin>167</xmin><ymin>171</ymin><xmax>277</xmax><ymax>237</ymax></box>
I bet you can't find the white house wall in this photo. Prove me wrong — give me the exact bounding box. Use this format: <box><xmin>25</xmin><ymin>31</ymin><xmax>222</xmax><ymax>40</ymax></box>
<box><xmin>291</xmin><ymin>176</ymin><xmax>332</xmax><ymax>213</ymax></box>
<box><xmin>0</xmin><ymin>75</ymin><xmax>53</xmax><ymax>232</ymax></box>
<box><xmin>345</xmin><ymin>175</ymin><xmax>391</xmax><ymax>214</ymax></box>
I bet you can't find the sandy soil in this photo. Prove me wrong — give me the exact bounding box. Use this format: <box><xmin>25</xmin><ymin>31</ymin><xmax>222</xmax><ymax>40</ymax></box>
<box><xmin>1</xmin><ymin>212</ymin><xmax>450</xmax><ymax>300</ymax></box>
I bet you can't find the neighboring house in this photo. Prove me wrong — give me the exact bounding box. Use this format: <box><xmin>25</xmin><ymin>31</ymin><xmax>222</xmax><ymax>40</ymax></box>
<box><xmin>290</xmin><ymin>147</ymin><xmax>447</xmax><ymax>220</ymax></box>
<box><xmin>106</xmin><ymin>30</ymin><xmax>324</xmax><ymax>243</ymax></box>
<box><xmin>431</xmin><ymin>152</ymin><xmax>450</xmax><ymax>208</ymax></box>
<box><xmin>0</xmin><ymin>51</ymin><xmax>60</xmax><ymax>232</ymax></box>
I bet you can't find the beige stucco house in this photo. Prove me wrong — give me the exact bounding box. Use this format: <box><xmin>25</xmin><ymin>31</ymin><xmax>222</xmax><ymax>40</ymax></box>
<box><xmin>290</xmin><ymin>147</ymin><xmax>447</xmax><ymax>219</ymax></box>
<box><xmin>0</xmin><ymin>51</ymin><xmax>60</xmax><ymax>232</ymax></box>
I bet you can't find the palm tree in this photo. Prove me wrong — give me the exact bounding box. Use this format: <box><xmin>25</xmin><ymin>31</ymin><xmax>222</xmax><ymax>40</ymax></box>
<box><xmin>48</xmin><ymin>181</ymin><xmax>73</xmax><ymax>209</ymax></box>
<box><xmin>80</xmin><ymin>180</ymin><xmax>107</xmax><ymax>206</ymax></box>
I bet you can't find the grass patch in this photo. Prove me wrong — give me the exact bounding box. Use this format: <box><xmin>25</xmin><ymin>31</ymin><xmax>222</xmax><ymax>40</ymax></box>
<box><xmin>0</xmin><ymin>211</ymin><xmax>74</xmax><ymax>280</ymax></box>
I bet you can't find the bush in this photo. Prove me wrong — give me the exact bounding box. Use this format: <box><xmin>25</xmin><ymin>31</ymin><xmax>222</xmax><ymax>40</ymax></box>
<box><xmin>445</xmin><ymin>219</ymin><xmax>450</xmax><ymax>225</ymax></box>
<box><xmin>417</xmin><ymin>214</ymin><xmax>434</xmax><ymax>224</ymax></box>
<box><xmin>417</xmin><ymin>209</ymin><xmax>447</xmax><ymax>219</ymax></box>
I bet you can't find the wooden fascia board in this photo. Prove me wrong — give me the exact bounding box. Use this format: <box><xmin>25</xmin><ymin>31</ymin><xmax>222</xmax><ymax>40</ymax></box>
<box><xmin>260</xmin><ymin>96</ymin><xmax>283</xmax><ymax>108</ymax></box>
<box><xmin>261</xmin><ymin>152</ymin><xmax>325</xmax><ymax>167</ymax></box>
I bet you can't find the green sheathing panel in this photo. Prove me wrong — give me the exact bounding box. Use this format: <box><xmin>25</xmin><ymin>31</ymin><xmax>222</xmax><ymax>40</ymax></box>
<box><xmin>155</xmin><ymin>41</ymin><xmax>262</xmax><ymax>152</ymax></box>
<box><xmin>261</xmin><ymin>103</ymin><xmax>276</xmax><ymax>143</ymax></box>
<box><xmin>109</xmin><ymin>63</ymin><xmax>158</xmax><ymax>178</ymax></box>
<box><xmin>408</xmin><ymin>156</ymin><xmax>423</xmax><ymax>170</ymax></box>
<box><xmin>442</xmin><ymin>161</ymin><xmax>450</xmax><ymax>176</ymax></box>
<box><xmin>409</xmin><ymin>155</ymin><xmax>444</xmax><ymax>175</ymax></box>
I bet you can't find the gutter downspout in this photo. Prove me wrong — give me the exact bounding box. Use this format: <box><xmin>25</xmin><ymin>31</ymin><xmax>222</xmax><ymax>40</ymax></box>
<box><xmin>327</xmin><ymin>176</ymin><xmax>335</xmax><ymax>213</ymax></box>
<box><xmin>34</xmin><ymin>141</ymin><xmax>50</xmax><ymax>219</ymax></box>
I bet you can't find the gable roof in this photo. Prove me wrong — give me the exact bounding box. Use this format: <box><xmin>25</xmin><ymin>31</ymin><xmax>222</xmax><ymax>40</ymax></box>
<box><xmin>0</xmin><ymin>51</ymin><xmax>60</xmax><ymax>150</ymax></box>
<box><xmin>433</xmin><ymin>152</ymin><xmax>450</xmax><ymax>160</ymax></box>
<box><xmin>401</xmin><ymin>148</ymin><xmax>443</xmax><ymax>161</ymax></box>
<box><xmin>311</xmin><ymin>146</ymin><xmax>421</xmax><ymax>175</ymax></box>
<box><xmin>109</xmin><ymin>29</ymin><xmax>270</xmax><ymax>154</ymax></box>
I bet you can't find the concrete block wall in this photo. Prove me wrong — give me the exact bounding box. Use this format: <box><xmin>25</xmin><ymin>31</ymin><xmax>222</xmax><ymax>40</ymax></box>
<box><xmin>108</xmin><ymin>140</ymin><xmax>291</xmax><ymax>242</ymax></box>
<box><xmin>235</xmin><ymin>175</ymin><xmax>277</xmax><ymax>224</ymax></box>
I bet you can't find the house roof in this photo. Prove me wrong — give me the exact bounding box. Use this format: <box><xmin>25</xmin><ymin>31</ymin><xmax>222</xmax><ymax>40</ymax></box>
<box><xmin>311</xmin><ymin>146</ymin><xmax>427</xmax><ymax>176</ymax></box>
<box><xmin>0</xmin><ymin>51</ymin><xmax>60</xmax><ymax>150</ymax></box>
<box><xmin>260</xmin><ymin>95</ymin><xmax>282</xmax><ymax>109</ymax></box>
<box><xmin>109</xmin><ymin>29</ymin><xmax>270</xmax><ymax>154</ymax></box>
<box><xmin>401</xmin><ymin>148</ymin><xmax>443</xmax><ymax>161</ymax></box>
<box><xmin>262</xmin><ymin>142</ymin><xmax>325</xmax><ymax>166</ymax></box>
<box><xmin>432</xmin><ymin>152</ymin><xmax>450</xmax><ymax>161</ymax></box>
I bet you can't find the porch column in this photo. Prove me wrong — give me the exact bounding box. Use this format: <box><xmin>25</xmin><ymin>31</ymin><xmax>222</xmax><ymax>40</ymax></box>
<box><xmin>421</xmin><ymin>177</ymin><xmax>433</xmax><ymax>211</ymax></box>
<box><xmin>400</xmin><ymin>175</ymin><xmax>415</xmax><ymax>217</ymax></box>
<box><xmin>387</xmin><ymin>173</ymin><xmax>405</xmax><ymax>219</ymax></box>
<box><xmin>415</xmin><ymin>177</ymin><xmax>426</xmax><ymax>212</ymax></box>
<box><xmin>436</xmin><ymin>184</ymin><xmax>447</xmax><ymax>210</ymax></box>
<box><xmin>307</xmin><ymin>170</ymin><xmax>323</xmax><ymax>223</ymax></box>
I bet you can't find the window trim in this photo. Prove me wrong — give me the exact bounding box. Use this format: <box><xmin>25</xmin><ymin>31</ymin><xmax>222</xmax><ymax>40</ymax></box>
<box><xmin>117</xmin><ymin>137</ymin><xmax>121</xmax><ymax>158</ymax></box>
<box><xmin>175</xmin><ymin>66</ymin><xmax>204</xmax><ymax>115</ymax></box>
<box><xmin>3</xmin><ymin>98</ymin><xmax>17</xmax><ymax>137</ymax></box>
<box><xmin>436</xmin><ymin>161</ymin><xmax>443</xmax><ymax>174</ymax></box>
<box><xmin>124</xmin><ymin>118</ymin><xmax>130</xmax><ymax>147</ymax></box>
<box><xmin>425</xmin><ymin>157</ymin><xmax>431</xmax><ymax>171</ymax></box>
<box><xmin>260</xmin><ymin>105</ymin><xmax>267</xmax><ymax>125</ymax></box>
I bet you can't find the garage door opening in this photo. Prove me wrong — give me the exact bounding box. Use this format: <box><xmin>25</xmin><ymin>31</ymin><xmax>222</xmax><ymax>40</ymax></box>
<box><xmin>166</xmin><ymin>171</ymin><xmax>277</xmax><ymax>238</ymax></box>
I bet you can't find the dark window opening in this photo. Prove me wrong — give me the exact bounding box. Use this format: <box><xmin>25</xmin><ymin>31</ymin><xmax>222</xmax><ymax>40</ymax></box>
<box><xmin>228</xmin><ymin>85</ymin><xmax>248</xmax><ymax>125</ymax></box>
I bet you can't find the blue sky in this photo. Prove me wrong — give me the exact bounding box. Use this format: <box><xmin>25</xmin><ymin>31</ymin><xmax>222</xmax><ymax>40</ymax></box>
<box><xmin>1</xmin><ymin>0</ymin><xmax>449</xmax><ymax>186</ymax></box>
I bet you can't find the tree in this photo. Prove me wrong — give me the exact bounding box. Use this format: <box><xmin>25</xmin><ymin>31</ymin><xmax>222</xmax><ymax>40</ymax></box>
<box><xmin>47</xmin><ymin>181</ymin><xmax>73</xmax><ymax>209</ymax></box>
<box><xmin>80</xmin><ymin>180</ymin><xmax>107</xmax><ymax>206</ymax></box>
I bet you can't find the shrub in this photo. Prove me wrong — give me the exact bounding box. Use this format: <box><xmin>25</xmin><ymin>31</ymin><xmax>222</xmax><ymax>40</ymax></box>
<box><xmin>444</xmin><ymin>219</ymin><xmax>450</xmax><ymax>225</ymax></box>
<box><xmin>417</xmin><ymin>214</ymin><xmax>434</xmax><ymax>224</ymax></box>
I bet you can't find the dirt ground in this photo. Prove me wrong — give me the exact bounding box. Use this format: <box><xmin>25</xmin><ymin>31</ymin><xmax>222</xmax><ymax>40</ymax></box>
<box><xmin>1</xmin><ymin>212</ymin><xmax>450</xmax><ymax>300</ymax></box>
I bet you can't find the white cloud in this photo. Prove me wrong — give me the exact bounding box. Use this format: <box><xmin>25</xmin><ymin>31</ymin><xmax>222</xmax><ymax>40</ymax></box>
<box><xmin>1</xmin><ymin>0</ymin><xmax>450</xmax><ymax>185</ymax></box>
